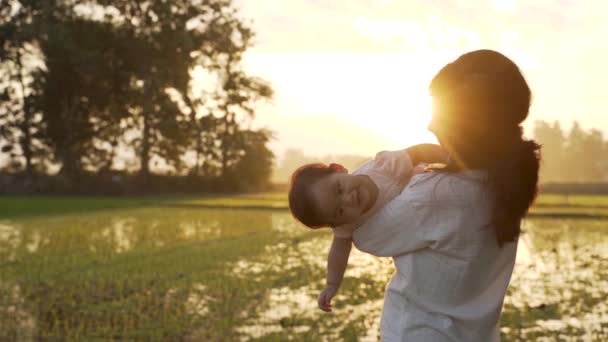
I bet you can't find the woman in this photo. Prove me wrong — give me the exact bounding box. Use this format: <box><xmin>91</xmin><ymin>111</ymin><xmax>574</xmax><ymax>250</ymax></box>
<box><xmin>352</xmin><ymin>49</ymin><xmax>541</xmax><ymax>341</ymax></box>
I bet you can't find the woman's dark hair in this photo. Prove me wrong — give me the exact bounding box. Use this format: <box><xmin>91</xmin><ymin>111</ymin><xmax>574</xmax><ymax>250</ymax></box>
<box><xmin>288</xmin><ymin>163</ymin><xmax>336</xmax><ymax>228</ymax></box>
<box><xmin>429</xmin><ymin>49</ymin><xmax>541</xmax><ymax>247</ymax></box>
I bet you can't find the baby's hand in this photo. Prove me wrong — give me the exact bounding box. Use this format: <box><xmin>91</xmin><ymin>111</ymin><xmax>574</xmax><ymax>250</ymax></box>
<box><xmin>318</xmin><ymin>285</ymin><xmax>338</xmax><ymax>312</ymax></box>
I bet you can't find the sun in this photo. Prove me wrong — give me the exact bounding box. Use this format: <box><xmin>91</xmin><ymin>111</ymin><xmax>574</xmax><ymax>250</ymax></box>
<box><xmin>239</xmin><ymin>51</ymin><xmax>440</xmax><ymax>154</ymax></box>
<box><xmin>494</xmin><ymin>0</ymin><xmax>516</xmax><ymax>11</ymax></box>
<box><xmin>337</xmin><ymin>63</ymin><xmax>437</xmax><ymax>149</ymax></box>
<box><xmin>379</xmin><ymin>93</ymin><xmax>437</xmax><ymax>148</ymax></box>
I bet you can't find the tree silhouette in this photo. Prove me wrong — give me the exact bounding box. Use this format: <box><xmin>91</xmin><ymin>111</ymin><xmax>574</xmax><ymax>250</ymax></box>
<box><xmin>0</xmin><ymin>0</ymin><xmax>276</xmax><ymax>192</ymax></box>
<box><xmin>232</xmin><ymin>129</ymin><xmax>274</xmax><ymax>190</ymax></box>
<box><xmin>533</xmin><ymin>120</ymin><xmax>565</xmax><ymax>182</ymax></box>
<box><xmin>94</xmin><ymin>0</ymin><xmax>273</xmax><ymax>179</ymax></box>
<box><xmin>534</xmin><ymin>120</ymin><xmax>608</xmax><ymax>183</ymax></box>
<box><xmin>41</xmin><ymin>17</ymin><xmax>134</xmax><ymax>177</ymax></box>
<box><xmin>0</xmin><ymin>0</ymin><xmax>51</xmax><ymax>175</ymax></box>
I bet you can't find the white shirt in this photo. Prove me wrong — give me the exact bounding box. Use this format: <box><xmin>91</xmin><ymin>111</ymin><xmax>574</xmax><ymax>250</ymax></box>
<box><xmin>353</xmin><ymin>166</ymin><xmax>518</xmax><ymax>342</ymax></box>
<box><xmin>332</xmin><ymin>149</ymin><xmax>414</xmax><ymax>239</ymax></box>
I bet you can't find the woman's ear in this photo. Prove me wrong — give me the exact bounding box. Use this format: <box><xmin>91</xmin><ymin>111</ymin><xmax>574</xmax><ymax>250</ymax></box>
<box><xmin>329</xmin><ymin>163</ymin><xmax>348</xmax><ymax>173</ymax></box>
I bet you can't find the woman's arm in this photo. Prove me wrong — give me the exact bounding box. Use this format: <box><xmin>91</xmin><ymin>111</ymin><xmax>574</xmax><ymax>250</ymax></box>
<box><xmin>406</xmin><ymin>143</ymin><xmax>449</xmax><ymax>165</ymax></box>
<box><xmin>354</xmin><ymin>200</ymin><xmax>436</xmax><ymax>257</ymax></box>
<box><xmin>318</xmin><ymin>236</ymin><xmax>352</xmax><ymax>312</ymax></box>
<box><xmin>374</xmin><ymin>145</ymin><xmax>446</xmax><ymax>184</ymax></box>
<box><xmin>353</xmin><ymin>188</ymin><xmax>463</xmax><ymax>258</ymax></box>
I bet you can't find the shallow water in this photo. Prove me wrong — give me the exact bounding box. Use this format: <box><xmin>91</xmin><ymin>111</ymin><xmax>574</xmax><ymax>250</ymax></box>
<box><xmin>0</xmin><ymin>207</ymin><xmax>607</xmax><ymax>340</ymax></box>
<box><xmin>502</xmin><ymin>219</ymin><xmax>608</xmax><ymax>341</ymax></box>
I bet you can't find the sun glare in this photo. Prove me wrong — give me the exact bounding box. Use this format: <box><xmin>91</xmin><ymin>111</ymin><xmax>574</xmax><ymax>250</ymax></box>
<box><xmin>324</xmin><ymin>55</ymin><xmax>437</xmax><ymax>148</ymax></box>
<box><xmin>494</xmin><ymin>0</ymin><xmax>516</xmax><ymax>11</ymax></box>
<box><xmin>238</xmin><ymin>51</ymin><xmax>439</xmax><ymax>154</ymax></box>
<box><xmin>373</xmin><ymin>91</ymin><xmax>436</xmax><ymax>148</ymax></box>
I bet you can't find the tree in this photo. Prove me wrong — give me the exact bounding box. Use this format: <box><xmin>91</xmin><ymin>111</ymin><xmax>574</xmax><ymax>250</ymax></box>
<box><xmin>563</xmin><ymin>122</ymin><xmax>587</xmax><ymax>182</ymax></box>
<box><xmin>232</xmin><ymin>129</ymin><xmax>274</xmax><ymax>190</ymax></box>
<box><xmin>535</xmin><ymin>120</ymin><xmax>608</xmax><ymax>183</ymax></box>
<box><xmin>277</xmin><ymin>148</ymin><xmax>309</xmax><ymax>183</ymax></box>
<box><xmin>273</xmin><ymin>149</ymin><xmax>369</xmax><ymax>184</ymax></box>
<box><xmin>187</xmin><ymin>108</ymin><xmax>219</xmax><ymax>177</ymax></box>
<box><xmin>96</xmin><ymin>0</ymin><xmax>273</xmax><ymax>182</ymax></box>
<box><xmin>533</xmin><ymin>120</ymin><xmax>565</xmax><ymax>182</ymax></box>
<box><xmin>0</xmin><ymin>1</ymin><xmax>136</xmax><ymax>177</ymax></box>
<box><xmin>580</xmin><ymin>128</ymin><xmax>605</xmax><ymax>182</ymax></box>
<box><xmin>94</xmin><ymin>0</ymin><xmax>262</xmax><ymax>178</ymax></box>
<box><xmin>0</xmin><ymin>0</ymin><xmax>51</xmax><ymax>175</ymax></box>
<box><xmin>40</xmin><ymin>16</ymin><xmax>134</xmax><ymax>177</ymax></box>
<box><xmin>1</xmin><ymin>0</ymin><xmax>276</xmax><ymax>191</ymax></box>
<box><xmin>214</xmin><ymin>54</ymin><xmax>273</xmax><ymax>179</ymax></box>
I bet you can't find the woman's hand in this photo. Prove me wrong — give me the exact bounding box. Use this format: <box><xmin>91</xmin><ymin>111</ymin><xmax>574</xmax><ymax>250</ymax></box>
<box><xmin>318</xmin><ymin>285</ymin><xmax>338</xmax><ymax>312</ymax></box>
<box><xmin>413</xmin><ymin>164</ymin><xmax>427</xmax><ymax>176</ymax></box>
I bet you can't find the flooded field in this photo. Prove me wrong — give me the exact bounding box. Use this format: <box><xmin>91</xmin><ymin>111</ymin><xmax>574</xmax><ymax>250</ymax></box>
<box><xmin>0</xmin><ymin>195</ymin><xmax>607</xmax><ymax>340</ymax></box>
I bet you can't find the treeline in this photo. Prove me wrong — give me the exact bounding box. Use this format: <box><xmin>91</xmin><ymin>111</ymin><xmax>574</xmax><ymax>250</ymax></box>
<box><xmin>0</xmin><ymin>0</ymin><xmax>274</xmax><ymax>194</ymax></box>
<box><xmin>274</xmin><ymin>120</ymin><xmax>608</xmax><ymax>187</ymax></box>
<box><xmin>273</xmin><ymin>148</ymin><xmax>369</xmax><ymax>185</ymax></box>
<box><xmin>533</xmin><ymin>120</ymin><xmax>608</xmax><ymax>183</ymax></box>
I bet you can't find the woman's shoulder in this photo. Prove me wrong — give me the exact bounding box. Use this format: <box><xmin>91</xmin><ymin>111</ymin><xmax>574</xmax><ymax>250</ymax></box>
<box><xmin>403</xmin><ymin>170</ymin><xmax>490</xmax><ymax>208</ymax></box>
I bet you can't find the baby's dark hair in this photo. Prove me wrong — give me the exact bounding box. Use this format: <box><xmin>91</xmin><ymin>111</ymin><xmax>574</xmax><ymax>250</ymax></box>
<box><xmin>288</xmin><ymin>163</ymin><xmax>336</xmax><ymax>228</ymax></box>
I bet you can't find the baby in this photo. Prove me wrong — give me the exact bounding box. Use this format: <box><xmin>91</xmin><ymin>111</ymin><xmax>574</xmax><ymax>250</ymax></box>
<box><xmin>287</xmin><ymin>144</ymin><xmax>447</xmax><ymax>312</ymax></box>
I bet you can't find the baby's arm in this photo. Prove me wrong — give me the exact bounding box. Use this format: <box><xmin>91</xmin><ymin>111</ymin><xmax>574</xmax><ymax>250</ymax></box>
<box><xmin>318</xmin><ymin>235</ymin><xmax>352</xmax><ymax>312</ymax></box>
<box><xmin>374</xmin><ymin>145</ymin><xmax>447</xmax><ymax>184</ymax></box>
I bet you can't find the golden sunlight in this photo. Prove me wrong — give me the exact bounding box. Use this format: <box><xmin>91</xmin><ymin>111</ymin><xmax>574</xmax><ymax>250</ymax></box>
<box><xmin>494</xmin><ymin>0</ymin><xmax>517</xmax><ymax>12</ymax></box>
<box><xmin>239</xmin><ymin>52</ymin><xmax>439</xmax><ymax>155</ymax></box>
<box><xmin>231</xmin><ymin>0</ymin><xmax>608</xmax><ymax>158</ymax></box>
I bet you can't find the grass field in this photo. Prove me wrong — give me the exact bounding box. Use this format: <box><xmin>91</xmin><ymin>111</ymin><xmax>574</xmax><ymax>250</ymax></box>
<box><xmin>1</xmin><ymin>193</ymin><xmax>607</xmax><ymax>340</ymax></box>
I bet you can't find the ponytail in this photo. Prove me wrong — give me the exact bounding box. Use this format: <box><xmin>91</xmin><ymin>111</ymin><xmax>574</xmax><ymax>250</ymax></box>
<box><xmin>489</xmin><ymin>139</ymin><xmax>541</xmax><ymax>246</ymax></box>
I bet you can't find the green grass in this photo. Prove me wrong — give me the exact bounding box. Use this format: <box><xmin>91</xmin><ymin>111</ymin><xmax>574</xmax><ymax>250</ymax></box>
<box><xmin>535</xmin><ymin>193</ymin><xmax>608</xmax><ymax>207</ymax></box>
<box><xmin>0</xmin><ymin>196</ymin><xmax>175</xmax><ymax>218</ymax></box>
<box><xmin>3</xmin><ymin>192</ymin><xmax>608</xmax><ymax>220</ymax></box>
<box><xmin>0</xmin><ymin>193</ymin><xmax>289</xmax><ymax>220</ymax></box>
<box><xmin>530</xmin><ymin>194</ymin><xmax>608</xmax><ymax>219</ymax></box>
<box><xmin>0</xmin><ymin>198</ymin><xmax>306</xmax><ymax>340</ymax></box>
<box><xmin>1</xmin><ymin>192</ymin><xmax>607</xmax><ymax>340</ymax></box>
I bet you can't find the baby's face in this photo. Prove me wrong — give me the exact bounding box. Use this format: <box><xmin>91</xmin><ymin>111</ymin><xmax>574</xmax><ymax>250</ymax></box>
<box><xmin>309</xmin><ymin>172</ymin><xmax>378</xmax><ymax>227</ymax></box>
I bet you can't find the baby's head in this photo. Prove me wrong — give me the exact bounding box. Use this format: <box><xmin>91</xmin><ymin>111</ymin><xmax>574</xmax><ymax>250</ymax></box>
<box><xmin>288</xmin><ymin>163</ymin><xmax>377</xmax><ymax>229</ymax></box>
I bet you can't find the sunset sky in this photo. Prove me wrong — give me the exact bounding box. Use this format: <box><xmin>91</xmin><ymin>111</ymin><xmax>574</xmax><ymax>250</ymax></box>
<box><xmin>231</xmin><ymin>0</ymin><xmax>608</xmax><ymax>158</ymax></box>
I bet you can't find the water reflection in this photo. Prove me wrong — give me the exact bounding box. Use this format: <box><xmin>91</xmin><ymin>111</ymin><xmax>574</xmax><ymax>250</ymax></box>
<box><xmin>99</xmin><ymin>218</ymin><xmax>136</xmax><ymax>253</ymax></box>
<box><xmin>231</xmin><ymin>235</ymin><xmax>392</xmax><ymax>341</ymax></box>
<box><xmin>185</xmin><ymin>283</ymin><xmax>210</xmax><ymax>317</ymax></box>
<box><xmin>1</xmin><ymin>222</ymin><xmax>49</xmax><ymax>259</ymax></box>
<box><xmin>231</xmin><ymin>237</ymin><xmax>324</xmax><ymax>339</ymax></box>
<box><xmin>0</xmin><ymin>283</ymin><xmax>35</xmax><ymax>341</ymax></box>
<box><xmin>0</xmin><ymin>207</ymin><xmax>278</xmax><ymax>260</ymax></box>
<box><xmin>0</xmin><ymin>208</ymin><xmax>279</xmax><ymax>339</ymax></box>
<box><xmin>180</xmin><ymin>220</ymin><xmax>221</xmax><ymax>239</ymax></box>
<box><xmin>502</xmin><ymin>219</ymin><xmax>608</xmax><ymax>340</ymax></box>
<box><xmin>1</xmin><ymin>206</ymin><xmax>607</xmax><ymax>340</ymax></box>
<box><xmin>25</xmin><ymin>231</ymin><xmax>43</xmax><ymax>253</ymax></box>
<box><xmin>236</xmin><ymin>286</ymin><xmax>317</xmax><ymax>339</ymax></box>
<box><xmin>0</xmin><ymin>222</ymin><xmax>21</xmax><ymax>261</ymax></box>
<box><xmin>229</xmin><ymin>219</ymin><xmax>608</xmax><ymax>341</ymax></box>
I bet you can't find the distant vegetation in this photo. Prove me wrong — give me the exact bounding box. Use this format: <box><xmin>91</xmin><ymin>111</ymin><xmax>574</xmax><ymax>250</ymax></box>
<box><xmin>0</xmin><ymin>0</ymin><xmax>274</xmax><ymax>194</ymax></box>
<box><xmin>274</xmin><ymin>120</ymin><xmax>608</xmax><ymax>192</ymax></box>
<box><xmin>272</xmin><ymin>148</ymin><xmax>369</xmax><ymax>185</ymax></box>
<box><xmin>534</xmin><ymin>120</ymin><xmax>608</xmax><ymax>183</ymax></box>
